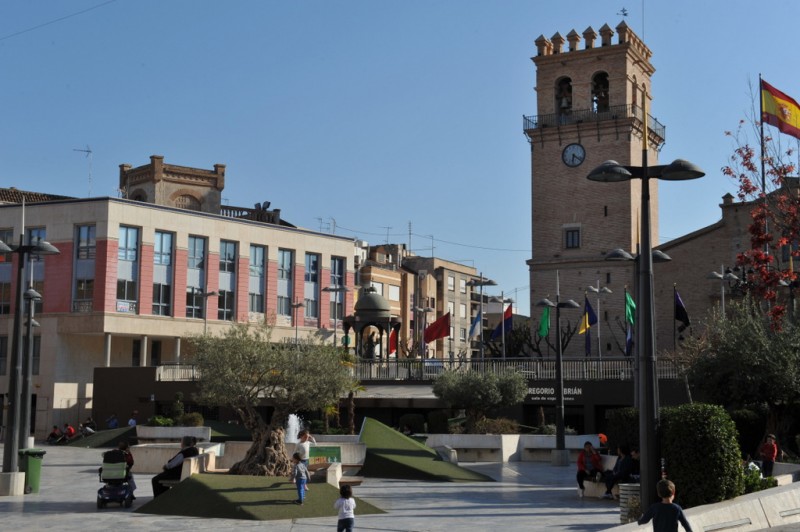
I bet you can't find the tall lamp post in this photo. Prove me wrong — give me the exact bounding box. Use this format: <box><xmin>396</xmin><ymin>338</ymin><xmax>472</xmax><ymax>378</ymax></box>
<box><xmin>587</xmin><ymin>111</ymin><xmax>704</xmax><ymax>507</ymax></box>
<box><xmin>292</xmin><ymin>299</ymin><xmax>305</xmax><ymax>346</ymax></box>
<box><xmin>587</xmin><ymin>282</ymin><xmax>612</xmax><ymax>358</ymax></box>
<box><xmin>490</xmin><ymin>294</ymin><xmax>514</xmax><ymax>359</ymax></box>
<box><xmin>0</xmin><ymin>236</ymin><xmax>59</xmax><ymax>481</ymax></box>
<box><xmin>322</xmin><ymin>285</ymin><xmax>350</xmax><ymax>346</ymax></box>
<box><xmin>535</xmin><ymin>278</ymin><xmax>579</xmax><ymax>464</ymax></box>
<box><xmin>20</xmin><ymin>287</ymin><xmax>42</xmax><ymax>451</ymax></box>
<box><xmin>202</xmin><ymin>290</ymin><xmax>218</xmax><ymax>334</ymax></box>
<box><xmin>706</xmin><ymin>265</ymin><xmax>739</xmax><ymax>314</ymax></box>
<box><xmin>466</xmin><ymin>273</ymin><xmax>496</xmax><ymax>360</ymax></box>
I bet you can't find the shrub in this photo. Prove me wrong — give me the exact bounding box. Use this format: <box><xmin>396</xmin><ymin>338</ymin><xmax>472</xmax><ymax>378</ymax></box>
<box><xmin>398</xmin><ymin>413</ymin><xmax>426</xmax><ymax>434</ymax></box>
<box><xmin>530</xmin><ymin>424</ymin><xmax>577</xmax><ymax>435</ymax></box>
<box><xmin>473</xmin><ymin>417</ymin><xmax>519</xmax><ymax>434</ymax></box>
<box><xmin>178</xmin><ymin>412</ymin><xmax>204</xmax><ymax>427</ymax></box>
<box><xmin>605</xmin><ymin>407</ymin><xmax>639</xmax><ymax>452</ymax></box>
<box><xmin>171</xmin><ymin>392</ymin><xmax>185</xmax><ymax>420</ymax></box>
<box><xmin>148</xmin><ymin>415</ymin><xmax>174</xmax><ymax>427</ymax></box>
<box><xmin>743</xmin><ymin>464</ymin><xmax>778</xmax><ymax>493</ymax></box>
<box><xmin>427</xmin><ymin>410</ymin><xmax>450</xmax><ymax>434</ymax></box>
<box><xmin>661</xmin><ymin>403</ymin><xmax>744</xmax><ymax>508</ymax></box>
<box><xmin>729</xmin><ymin>408</ymin><xmax>766</xmax><ymax>459</ymax></box>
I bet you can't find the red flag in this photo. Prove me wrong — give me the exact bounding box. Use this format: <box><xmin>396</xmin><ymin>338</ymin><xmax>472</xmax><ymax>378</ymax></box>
<box><xmin>423</xmin><ymin>312</ymin><xmax>451</xmax><ymax>343</ymax></box>
<box><xmin>389</xmin><ymin>328</ymin><xmax>397</xmax><ymax>354</ymax></box>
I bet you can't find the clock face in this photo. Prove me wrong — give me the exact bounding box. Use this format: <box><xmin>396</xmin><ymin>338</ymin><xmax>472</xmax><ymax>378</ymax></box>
<box><xmin>562</xmin><ymin>143</ymin><xmax>586</xmax><ymax>167</ymax></box>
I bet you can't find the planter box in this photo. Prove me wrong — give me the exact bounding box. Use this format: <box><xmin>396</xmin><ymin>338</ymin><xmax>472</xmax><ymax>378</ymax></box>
<box><xmin>425</xmin><ymin>434</ymin><xmax>520</xmax><ymax>462</ymax></box>
<box><xmin>130</xmin><ymin>442</ymin><xmax>221</xmax><ymax>473</ymax></box>
<box><xmin>519</xmin><ymin>434</ymin><xmax>601</xmax><ymax>462</ymax></box>
<box><xmin>135</xmin><ymin>426</ymin><xmax>211</xmax><ymax>443</ymax></box>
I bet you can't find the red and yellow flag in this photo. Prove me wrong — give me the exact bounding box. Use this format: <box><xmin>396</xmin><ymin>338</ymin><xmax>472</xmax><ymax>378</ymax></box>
<box><xmin>762</xmin><ymin>79</ymin><xmax>800</xmax><ymax>140</ymax></box>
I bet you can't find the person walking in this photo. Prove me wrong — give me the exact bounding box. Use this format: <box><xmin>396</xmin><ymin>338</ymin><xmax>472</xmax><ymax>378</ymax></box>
<box><xmin>289</xmin><ymin>452</ymin><xmax>310</xmax><ymax>505</ymax></box>
<box><xmin>638</xmin><ymin>479</ymin><xmax>693</xmax><ymax>531</ymax></box>
<box><xmin>334</xmin><ymin>484</ymin><xmax>356</xmax><ymax>532</ymax></box>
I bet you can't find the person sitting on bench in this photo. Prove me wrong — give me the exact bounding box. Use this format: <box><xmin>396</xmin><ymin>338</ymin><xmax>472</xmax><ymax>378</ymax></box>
<box><xmin>150</xmin><ymin>436</ymin><xmax>199</xmax><ymax>497</ymax></box>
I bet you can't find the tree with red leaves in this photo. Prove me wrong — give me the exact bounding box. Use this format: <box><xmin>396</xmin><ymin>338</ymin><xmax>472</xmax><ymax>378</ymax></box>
<box><xmin>722</xmin><ymin>119</ymin><xmax>800</xmax><ymax>329</ymax></box>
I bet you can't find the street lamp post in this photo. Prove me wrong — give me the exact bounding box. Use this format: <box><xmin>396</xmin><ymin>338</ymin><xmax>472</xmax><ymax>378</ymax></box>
<box><xmin>322</xmin><ymin>285</ymin><xmax>350</xmax><ymax>347</ymax></box>
<box><xmin>587</xmin><ymin>105</ymin><xmax>704</xmax><ymax>507</ymax></box>
<box><xmin>587</xmin><ymin>282</ymin><xmax>612</xmax><ymax>358</ymax></box>
<box><xmin>20</xmin><ymin>287</ymin><xmax>42</xmax><ymax>451</ymax></box>
<box><xmin>292</xmin><ymin>299</ymin><xmax>305</xmax><ymax>346</ymax></box>
<box><xmin>200</xmin><ymin>290</ymin><xmax>218</xmax><ymax>334</ymax></box>
<box><xmin>535</xmin><ymin>275</ymin><xmax>579</xmax><ymax>464</ymax></box>
<box><xmin>490</xmin><ymin>294</ymin><xmax>514</xmax><ymax>359</ymax></box>
<box><xmin>466</xmin><ymin>273</ymin><xmax>496</xmax><ymax>360</ymax></box>
<box><xmin>415</xmin><ymin>306</ymin><xmax>434</xmax><ymax>358</ymax></box>
<box><xmin>706</xmin><ymin>265</ymin><xmax>739</xmax><ymax>314</ymax></box>
<box><xmin>0</xmin><ymin>236</ymin><xmax>59</xmax><ymax>481</ymax></box>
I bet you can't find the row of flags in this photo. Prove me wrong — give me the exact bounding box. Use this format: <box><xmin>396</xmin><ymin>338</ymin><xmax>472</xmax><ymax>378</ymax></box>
<box><xmin>535</xmin><ymin>287</ymin><xmax>691</xmax><ymax>357</ymax></box>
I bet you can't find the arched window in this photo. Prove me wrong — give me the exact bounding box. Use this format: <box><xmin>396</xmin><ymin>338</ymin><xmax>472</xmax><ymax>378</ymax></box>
<box><xmin>556</xmin><ymin>77</ymin><xmax>573</xmax><ymax>116</ymax></box>
<box><xmin>592</xmin><ymin>72</ymin><xmax>610</xmax><ymax>113</ymax></box>
<box><xmin>174</xmin><ymin>194</ymin><xmax>201</xmax><ymax>211</ymax></box>
<box><xmin>130</xmin><ymin>190</ymin><xmax>147</xmax><ymax>202</ymax></box>
<box><xmin>631</xmin><ymin>76</ymin><xmax>638</xmax><ymax>109</ymax></box>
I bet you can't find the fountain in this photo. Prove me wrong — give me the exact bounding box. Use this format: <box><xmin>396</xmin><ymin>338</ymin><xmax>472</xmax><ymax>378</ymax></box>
<box><xmin>285</xmin><ymin>414</ymin><xmax>301</xmax><ymax>443</ymax></box>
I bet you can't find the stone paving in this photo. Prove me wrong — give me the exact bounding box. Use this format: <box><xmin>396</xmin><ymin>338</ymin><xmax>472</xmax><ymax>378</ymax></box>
<box><xmin>0</xmin><ymin>444</ymin><xmax>626</xmax><ymax>531</ymax></box>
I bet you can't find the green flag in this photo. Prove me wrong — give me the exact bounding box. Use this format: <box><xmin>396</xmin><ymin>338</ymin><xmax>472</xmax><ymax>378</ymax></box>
<box><xmin>625</xmin><ymin>292</ymin><xmax>636</xmax><ymax>325</ymax></box>
<box><xmin>537</xmin><ymin>306</ymin><xmax>550</xmax><ymax>337</ymax></box>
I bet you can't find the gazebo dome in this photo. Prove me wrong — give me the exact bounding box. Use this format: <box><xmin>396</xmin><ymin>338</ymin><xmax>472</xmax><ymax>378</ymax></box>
<box><xmin>353</xmin><ymin>286</ymin><xmax>391</xmax><ymax>318</ymax></box>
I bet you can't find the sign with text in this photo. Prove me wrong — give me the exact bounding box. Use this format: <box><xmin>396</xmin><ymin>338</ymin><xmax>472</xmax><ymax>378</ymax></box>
<box><xmin>309</xmin><ymin>446</ymin><xmax>341</xmax><ymax>465</ymax></box>
<box><xmin>527</xmin><ymin>386</ymin><xmax>584</xmax><ymax>402</ymax></box>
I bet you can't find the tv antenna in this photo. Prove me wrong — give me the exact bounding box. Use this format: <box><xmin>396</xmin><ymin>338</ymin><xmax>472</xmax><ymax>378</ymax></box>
<box><xmin>73</xmin><ymin>145</ymin><xmax>93</xmax><ymax>197</ymax></box>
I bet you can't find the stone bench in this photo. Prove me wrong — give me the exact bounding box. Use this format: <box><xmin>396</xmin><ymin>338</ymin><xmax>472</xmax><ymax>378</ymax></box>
<box><xmin>157</xmin><ymin>452</ymin><xmax>226</xmax><ymax>489</ymax></box>
<box><xmin>583</xmin><ymin>455</ymin><xmax>623</xmax><ymax>499</ymax></box>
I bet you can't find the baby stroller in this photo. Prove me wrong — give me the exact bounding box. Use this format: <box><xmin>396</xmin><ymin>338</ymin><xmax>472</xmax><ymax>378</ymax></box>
<box><xmin>97</xmin><ymin>452</ymin><xmax>134</xmax><ymax>509</ymax></box>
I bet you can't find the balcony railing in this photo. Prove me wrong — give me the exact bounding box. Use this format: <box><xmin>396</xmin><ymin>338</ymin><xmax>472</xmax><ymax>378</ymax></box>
<box><xmin>523</xmin><ymin>104</ymin><xmax>666</xmax><ymax>146</ymax></box>
<box><xmin>156</xmin><ymin>357</ymin><xmax>682</xmax><ymax>383</ymax></box>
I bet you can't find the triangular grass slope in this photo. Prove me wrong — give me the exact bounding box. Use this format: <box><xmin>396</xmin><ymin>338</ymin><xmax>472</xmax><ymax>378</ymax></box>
<box><xmin>136</xmin><ymin>474</ymin><xmax>384</xmax><ymax>521</ymax></box>
<box><xmin>358</xmin><ymin>417</ymin><xmax>493</xmax><ymax>482</ymax></box>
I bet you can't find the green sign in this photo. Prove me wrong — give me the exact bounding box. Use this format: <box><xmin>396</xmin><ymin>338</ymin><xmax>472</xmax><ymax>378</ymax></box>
<box><xmin>309</xmin><ymin>446</ymin><xmax>341</xmax><ymax>466</ymax></box>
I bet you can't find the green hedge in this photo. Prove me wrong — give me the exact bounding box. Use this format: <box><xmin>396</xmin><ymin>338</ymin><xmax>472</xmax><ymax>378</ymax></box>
<box><xmin>661</xmin><ymin>403</ymin><xmax>744</xmax><ymax>508</ymax></box>
<box><xmin>605</xmin><ymin>407</ymin><xmax>638</xmax><ymax>452</ymax></box>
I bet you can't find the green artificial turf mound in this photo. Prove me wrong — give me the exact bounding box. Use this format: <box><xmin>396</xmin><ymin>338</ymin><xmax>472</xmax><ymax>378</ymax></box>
<box><xmin>65</xmin><ymin>426</ymin><xmax>136</xmax><ymax>448</ymax></box>
<box><xmin>136</xmin><ymin>474</ymin><xmax>384</xmax><ymax>521</ymax></box>
<box><xmin>206</xmin><ymin>419</ymin><xmax>252</xmax><ymax>442</ymax></box>
<box><xmin>358</xmin><ymin>417</ymin><xmax>494</xmax><ymax>482</ymax></box>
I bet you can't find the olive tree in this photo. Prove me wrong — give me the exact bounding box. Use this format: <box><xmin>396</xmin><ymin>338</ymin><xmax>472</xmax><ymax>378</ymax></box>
<box><xmin>432</xmin><ymin>370</ymin><xmax>527</xmax><ymax>432</ymax></box>
<box><xmin>191</xmin><ymin>324</ymin><xmax>353</xmax><ymax>476</ymax></box>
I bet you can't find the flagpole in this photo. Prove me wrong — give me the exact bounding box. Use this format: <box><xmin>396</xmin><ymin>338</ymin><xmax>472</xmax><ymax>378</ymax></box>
<box><xmin>759</xmin><ymin>74</ymin><xmax>769</xmax><ymax>258</ymax></box>
<box><xmin>673</xmin><ymin>285</ymin><xmax>677</xmax><ymax>351</ymax></box>
<box><xmin>500</xmin><ymin>291</ymin><xmax>506</xmax><ymax>360</ymax></box>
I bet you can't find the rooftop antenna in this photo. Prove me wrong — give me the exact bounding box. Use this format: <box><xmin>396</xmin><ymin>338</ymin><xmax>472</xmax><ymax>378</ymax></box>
<box><xmin>73</xmin><ymin>145</ymin><xmax>92</xmax><ymax>197</ymax></box>
<box><xmin>380</xmin><ymin>226</ymin><xmax>392</xmax><ymax>244</ymax></box>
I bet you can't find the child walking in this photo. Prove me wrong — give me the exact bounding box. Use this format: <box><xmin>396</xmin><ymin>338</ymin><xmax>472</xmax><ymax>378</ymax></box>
<box><xmin>289</xmin><ymin>452</ymin><xmax>310</xmax><ymax>505</ymax></box>
<box><xmin>334</xmin><ymin>484</ymin><xmax>356</xmax><ymax>532</ymax></box>
<box><xmin>638</xmin><ymin>479</ymin><xmax>693</xmax><ymax>532</ymax></box>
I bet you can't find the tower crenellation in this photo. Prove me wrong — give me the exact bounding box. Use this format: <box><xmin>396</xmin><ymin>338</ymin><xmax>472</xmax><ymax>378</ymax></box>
<box><xmin>533</xmin><ymin>21</ymin><xmax>651</xmax><ymax>58</ymax></box>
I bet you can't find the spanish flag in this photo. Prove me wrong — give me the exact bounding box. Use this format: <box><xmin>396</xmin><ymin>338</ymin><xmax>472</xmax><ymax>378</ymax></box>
<box><xmin>762</xmin><ymin>79</ymin><xmax>800</xmax><ymax>140</ymax></box>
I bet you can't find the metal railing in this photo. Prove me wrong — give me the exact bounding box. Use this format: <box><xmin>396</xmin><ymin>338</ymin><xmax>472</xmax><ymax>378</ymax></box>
<box><xmin>523</xmin><ymin>104</ymin><xmax>666</xmax><ymax>144</ymax></box>
<box><xmin>156</xmin><ymin>358</ymin><xmax>682</xmax><ymax>383</ymax></box>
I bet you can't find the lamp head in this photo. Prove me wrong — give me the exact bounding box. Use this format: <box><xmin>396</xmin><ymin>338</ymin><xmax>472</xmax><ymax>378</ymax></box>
<box><xmin>535</xmin><ymin>298</ymin><xmax>556</xmax><ymax>308</ymax></box>
<box><xmin>652</xmin><ymin>250</ymin><xmax>672</xmax><ymax>263</ymax></box>
<box><xmin>0</xmin><ymin>240</ymin><xmax>11</xmax><ymax>253</ymax></box>
<box><xmin>605</xmin><ymin>248</ymin><xmax>635</xmax><ymax>261</ymax></box>
<box><xmin>587</xmin><ymin>160</ymin><xmax>633</xmax><ymax>183</ymax></box>
<box><xmin>558</xmin><ymin>299</ymin><xmax>581</xmax><ymax>309</ymax></box>
<box><xmin>660</xmin><ymin>159</ymin><xmax>705</xmax><ymax>181</ymax></box>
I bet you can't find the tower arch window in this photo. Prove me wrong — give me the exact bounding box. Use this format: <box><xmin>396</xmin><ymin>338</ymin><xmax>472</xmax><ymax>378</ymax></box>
<box><xmin>556</xmin><ymin>77</ymin><xmax>573</xmax><ymax>117</ymax></box>
<box><xmin>592</xmin><ymin>72</ymin><xmax>610</xmax><ymax>112</ymax></box>
<box><xmin>175</xmin><ymin>194</ymin><xmax>201</xmax><ymax>211</ymax></box>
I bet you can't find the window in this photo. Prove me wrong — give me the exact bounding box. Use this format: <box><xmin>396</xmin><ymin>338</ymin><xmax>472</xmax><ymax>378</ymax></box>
<box><xmin>131</xmin><ymin>339</ymin><xmax>141</xmax><ymax>367</ymax></box>
<box><xmin>151</xmin><ymin>341</ymin><xmax>161</xmax><ymax>366</ymax></box>
<box><xmin>565</xmin><ymin>228</ymin><xmax>580</xmax><ymax>249</ymax></box>
<box><xmin>76</xmin><ymin>279</ymin><xmax>94</xmax><ymax>301</ymax></box>
<box><xmin>152</xmin><ymin>283</ymin><xmax>171</xmax><ymax>316</ymax></box>
<box><xmin>304</xmin><ymin>253</ymin><xmax>319</xmax><ymax>319</ymax></box>
<box><xmin>27</xmin><ymin>228</ymin><xmax>46</xmax><ymax>263</ymax></box>
<box><xmin>370</xmin><ymin>282</ymin><xmax>384</xmax><ymax>296</ymax></box>
<box><xmin>447</xmin><ymin>301</ymin><xmax>454</xmax><ymax>316</ymax></box>
<box><xmin>330</xmin><ymin>257</ymin><xmax>345</xmax><ymax>287</ymax></box>
<box><xmin>0</xmin><ymin>229</ymin><xmax>12</xmax><ymax>263</ymax></box>
<box><xmin>460</xmin><ymin>328</ymin><xmax>467</xmax><ymax>341</ymax></box>
<box><xmin>0</xmin><ymin>283</ymin><xmax>10</xmax><ymax>315</ymax></box>
<box><xmin>118</xmin><ymin>226</ymin><xmax>139</xmax><ymax>261</ymax></box>
<box><xmin>76</xmin><ymin>225</ymin><xmax>96</xmax><ymax>259</ymax></box>
<box><xmin>388</xmin><ymin>285</ymin><xmax>400</xmax><ymax>301</ymax></box>
<box><xmin>460</xmin><ymin>279</ymin><xmax>466</xmax><ymax>294</ymax></box>
<box><xmin>249</xmin><ymin>245</ymin><xmax>266</xmax><ymax>313</ymax></box>
<box><xmin>447</xmin><ymin>275</ymin><xmax>455</xmax><ymax>291</ymax></box>
<box><xmin>304</xmin><ymin>253</ymin><xmax>319</xmax><ymax>283</ymax></box>
<box><xmin>459</xmin><ymin>303</ymin><xmax>467</xmax><ymax>319</ymax></box>
<box><xmin>218</xmin><ymin>290</ymin><xmax>235</xmax><ymax>321</ymax></box>
<box><xmin>188</xmin><ymin>236</ymin><xmax>206</xmax><ymax>269</ymax></box>
<box><xmin>154</xmin><ymin>231</ymin><xmax>173</xmax><ymax>265</ymax></box>
<box><xmin>117</xmin><ymin>280</ymin><xmax>137</xmax><ymax>302</ymax></box>
<box><xmin>0</xmin><ymin>336</ymin><xmax>6</xmax><ymax>375</ymax></box>
<box><xmin>220</xmin><ymin>240</ymin><xmax>236</xmax><ymax>273</ymax></box>
<box><xmin>277</xmin><ymin>249</ymin><xmax>293</xmax><ymax>316</ymax></box>
<box><xmin>186</xmin><ymin>290</ymin><xmax>201</xmax><ymax>318</ymax></box>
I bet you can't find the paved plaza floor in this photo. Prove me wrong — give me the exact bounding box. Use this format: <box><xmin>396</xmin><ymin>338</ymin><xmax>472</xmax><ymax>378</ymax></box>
<box><xmin>0</xmin><ymin>444</ymin><xmax>626</xmax><ymax>531</ymax></box>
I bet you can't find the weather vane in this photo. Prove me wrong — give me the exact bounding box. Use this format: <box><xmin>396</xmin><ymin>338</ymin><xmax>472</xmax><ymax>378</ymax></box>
<box><xmin>617</xmin><ymin>7</ymin><xmax>629</xmax><ymax>17</ymax></box>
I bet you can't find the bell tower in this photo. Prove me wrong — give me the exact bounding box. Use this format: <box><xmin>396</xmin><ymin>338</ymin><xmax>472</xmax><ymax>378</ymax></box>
<box><xmin>524</xmin><ymin>22</ymin><xmax>665</xmax><ymax>356</ymax></box>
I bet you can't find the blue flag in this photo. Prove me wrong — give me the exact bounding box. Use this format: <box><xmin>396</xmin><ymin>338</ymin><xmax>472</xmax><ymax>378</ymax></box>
<box><xmin>468</xmin><ymin>310</ymin><xmax>482</xmax><ymax>339</ymax></box>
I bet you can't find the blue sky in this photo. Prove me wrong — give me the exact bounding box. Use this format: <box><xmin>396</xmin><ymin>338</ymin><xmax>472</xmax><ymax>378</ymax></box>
<box><xmin>3</xmin><ymin>0</ymin><xmax>799</xmax><ymax>315</ymax></box>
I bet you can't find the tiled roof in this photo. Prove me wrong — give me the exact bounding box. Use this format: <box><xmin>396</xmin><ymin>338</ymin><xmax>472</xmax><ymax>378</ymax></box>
<box><xmin>0</xmin><ymin>188</ymin><xmax>74</xmax><ymax>204</ymax></box>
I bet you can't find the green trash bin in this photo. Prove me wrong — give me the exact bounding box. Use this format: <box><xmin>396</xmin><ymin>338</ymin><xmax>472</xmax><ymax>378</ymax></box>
<box><xmin>18</xmin><ymin>449</ymin><xmax>46</xmax><ymax>494</ymax></box>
